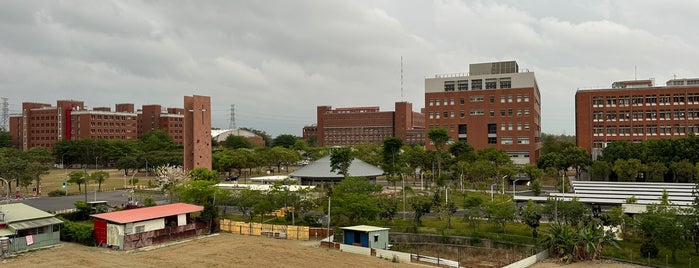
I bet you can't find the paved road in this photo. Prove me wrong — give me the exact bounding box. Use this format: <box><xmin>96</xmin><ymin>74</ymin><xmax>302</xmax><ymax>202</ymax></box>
<box><xmin>1</xmin><ymin>190</ymin><xmax>167</xmax><ymax>212</ymax></box>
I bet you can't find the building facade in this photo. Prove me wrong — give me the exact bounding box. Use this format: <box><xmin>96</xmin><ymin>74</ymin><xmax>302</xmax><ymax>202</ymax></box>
<box><xmin>424</xmin><ymin>61</ymin><xmax>542</xmax><ymax>165</ymax></box>
<box><xmin>183</xmin><ymin>95</ymin><xmax>212</xmax><ymax>171</ymax></box>
<box><xmin>303</xmin><ymin>102</ymin><xmax>425</xmax><ymax>147</ymax></box>
<box><xmin>137</xmin><ymin>105</ymin><xmax>185</xmax><ymax>145</ymax></box>
<box><xmin>9</xmin><ymin>100</ymin><xmax>187</xmax><ymax>150</ymax></box>
<box><xmin>575</xmin><ymin>78</ymin><xmax>699</xmax><ymax>159</ymax></box>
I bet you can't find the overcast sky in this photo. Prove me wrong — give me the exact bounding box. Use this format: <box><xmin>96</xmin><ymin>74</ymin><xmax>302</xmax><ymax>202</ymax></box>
<box><xmin>2</xmin><ymin>0</ymin><xmax>698</xmax><ymax>137</ymax></box>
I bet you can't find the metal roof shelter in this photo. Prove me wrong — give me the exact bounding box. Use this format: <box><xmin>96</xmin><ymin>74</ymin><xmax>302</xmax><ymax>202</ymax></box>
<box><xmin>515</xmin><ymin>181</ymin><xmax>697</xmax><ymax>208</ymax></box>
<box><xmin>92</xmin><ymin>203</ymin><xmax>203</xmax><ymax>224</ymax></box>
<box><xmin>0</xmin><ymin>203</ymin><xmax>63</xmax><ymax>254</ymax></box>
<box><xmin>340</xmin><ymin>225</ymin><xmax>390</xmax><ymax>249</ymax></box>
<box><xmin>289</xmin><ymin>156</ymin><xmax>384</xmax><ymax>185</ymax></box>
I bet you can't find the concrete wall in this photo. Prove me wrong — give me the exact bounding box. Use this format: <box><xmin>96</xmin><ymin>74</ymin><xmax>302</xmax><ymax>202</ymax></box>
<box><xmin>375</xmin><ymin>248</ymin><xmax>411</xmax><ymax>263</ymax></box>
<box><xmin>339</xmin><ymin>243</ymin><xmax>371</xmax><ymax>256</ymax></box>
<box><xmin>503</xmin><ymin>249</ymin><xmax>549</xmax><ymax>268</ymax></box>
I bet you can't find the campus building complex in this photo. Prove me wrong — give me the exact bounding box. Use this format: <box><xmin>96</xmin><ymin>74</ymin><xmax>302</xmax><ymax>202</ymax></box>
<box><xmin>424</xmin><ymin>61</ymin><xmax>542</xmax><ymax>165</ymax></box>
<box><xmin>575</xmin><ymin>78</ymin><xmax>699</xmax><ymax>159</ymax></box>
<box><xmin>9</xmin><ymin>100</ymin><xmax>187</xmax><ymax>150</ymax></box>
<box><xmin>303</xmin><ymin>102</ymin><xmax>425</xmax><ymax>146</ymax></box>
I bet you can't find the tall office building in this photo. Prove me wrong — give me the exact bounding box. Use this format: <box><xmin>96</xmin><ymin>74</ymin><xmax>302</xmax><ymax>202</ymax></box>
<box><xmin>137</xmin><ymin>105</ymin><xmax>185</xmax><ymax>145</ymax></box>
<box><xmin>424</xmin><ymin>61</ymin><xmax>542</xmax><ymax>165</ymax></box>
<box><xmin>183</xmin><ymin>95</ymin><xmax>212</xmax><ymax>171</ymax></box>
<box><xmin>575</xmin><ymin>78</ymin><xmax>699</xmax><ymax>159</ymax></box>
<box><xmin>303</xmin><ymin>102</ymin><xmax>425</xmax><ymax>146</ymax></box>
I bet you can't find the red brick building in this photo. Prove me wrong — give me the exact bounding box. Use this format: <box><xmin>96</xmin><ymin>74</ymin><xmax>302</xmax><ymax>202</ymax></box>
<box><xmin>9</xmin><ymin>100</ymin><xmax>189</xmax><ymax>150</ymax></box>
<box><xmin>183</xmin><ymin>95</ymin><xmax>212</xmax><ymax>171</ymax></box>
<box><xmin>138</xmin><ymin>105</ymin><xmax>185</xmax><ymax>144</ymax></box>
<box><xmin>424</xmin><ymin>61</ymin><xmax>541</xmax><ymax>165</ymax></box>
<box><xmin>575</xmin><ymin>78</ymin><xmax>699</xmax><ymax>159</ymax></box>
<box><xmin>303</xmin><ymin>102</ymin><xmax>425</xmax><ymax>146</ymax></box>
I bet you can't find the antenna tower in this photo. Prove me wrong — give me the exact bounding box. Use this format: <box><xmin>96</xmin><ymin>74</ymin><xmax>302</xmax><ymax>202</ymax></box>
<box><xmin>229</xmin><ymin>104</ymin><xmax>236</xmax><ymax>130</ymax></box>
<box><xmin>401</xmin><ymin>56</ymin><xmax>404</xmax><ymax>101</ymax></box>
<box><xmin>0</xmin><ymin>97</ymin><xmax>7</xmax><ymax>131</ymax></box>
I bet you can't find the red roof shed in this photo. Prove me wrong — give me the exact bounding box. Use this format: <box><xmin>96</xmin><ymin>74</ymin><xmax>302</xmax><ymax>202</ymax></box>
<box><xmin>92</xmin><ymin>203</ymin><xmax>204</xmax><ymax>224</ymax></box>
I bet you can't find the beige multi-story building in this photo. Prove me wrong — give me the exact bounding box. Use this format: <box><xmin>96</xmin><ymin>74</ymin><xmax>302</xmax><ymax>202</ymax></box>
<box><xmin>424</xmin><ymin>61</ymin><xmax>542</xmax><ymax>165</ymax></box>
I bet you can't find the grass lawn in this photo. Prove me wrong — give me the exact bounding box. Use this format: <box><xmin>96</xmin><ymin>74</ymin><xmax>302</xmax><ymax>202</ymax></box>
<box><xmin>27</xmin><ymin>168</ymin><xmax>158</xmax><ymax>197</ymax></box>
<box><xmin>602</xmin><ymin>238</ymin><xmax>699</xmax><ymax>267</ymax></box>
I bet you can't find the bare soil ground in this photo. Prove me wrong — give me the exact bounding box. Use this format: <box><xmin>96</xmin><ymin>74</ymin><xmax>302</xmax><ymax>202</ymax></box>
<box><xmin>530</xmin><ymin>258</ymin><xmax>645</xmax><ymax>268</ymax></box>
<box><xmin>0</xmin><ymin>233</ymin><xmax>420</xmax><ymax>268</ymax></box>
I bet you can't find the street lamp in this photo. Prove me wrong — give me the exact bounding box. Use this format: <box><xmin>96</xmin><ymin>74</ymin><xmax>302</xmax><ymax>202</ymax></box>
<box><xmin>61</xmin><ymin>153</ymin><xmax>68</xmax><ymax>169</ymax></box>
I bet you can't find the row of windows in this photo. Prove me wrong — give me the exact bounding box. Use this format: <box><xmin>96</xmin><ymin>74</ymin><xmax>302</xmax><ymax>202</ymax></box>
<box><xmin>89</xmin><ymin>129</ymin><xmax>133</xmax><ymax>134</ymax></box>
<box><xmin>429</xmin><ymin>123</ymin><xmax>533</xmax><ymax>133</ymax></box>
<box><xmin>90</xmin><ymin>122</ymin><xmax>134</xmax><ymax>127</ymax></box>
<box><xmin>443</xmin><ymin>77</ymin><xmax>512</xmax><ymax>91</ymax></box>
<box><xmin>90</xmin><ymin>115</ymin><xmax>134</xmax><ymax>120</ymax></box>
<box><xmin>592</xmin><ymin>93</ymin><xmax>699</xmax><ymax>107</ymax></box>
<box><xmin>592</xmin><ymin>109</ymin><xmax>699</xmax><ymax>121</ymax></box>
<box><xmin>31</xmin><ymin>122</ymin><xmax>58</xmax><ymax>127</ymax></box>
<box><xmin>429</xmin><ymin>108</ymin><xmax>531</xmax><ymax>119</ymax></box>
<box><xmin>30</xmin><ymin>130</ymin><xmax>58</xmax><ymax>134</ymax></box>
<box><xmin>89</xmin><ymin>135</ymin><xmax>135</xmax><ymax>140</ymax></box>
<box><xmin>30</xmin><ymin>116</ymin><xmax>58</xmax><ymax>121</ymax></box>
<box><xmin>428</xmin><ymin>94</ymin><xmax>531</xmax><ymax>106</ymax></box>
<box><xmin>592</xmin><ymin>124</ymin><xmax>699</xmax><ymax>136</ymax></box>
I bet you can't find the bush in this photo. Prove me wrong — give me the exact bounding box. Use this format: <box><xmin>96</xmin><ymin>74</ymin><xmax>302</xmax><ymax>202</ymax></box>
<box><xmin>48</xmin><ymin>189</ymin><xmax>67</xmax><ymax>197</ymax></box>
<box><xmin>640</xmin><ymin>239</ymin><xmax>659</xmax><ymax>258</ymax></box>
<box><xmin>58</xmin><ymin>217</ymin><xmax>95</xmax><ymax>246</ymax></box>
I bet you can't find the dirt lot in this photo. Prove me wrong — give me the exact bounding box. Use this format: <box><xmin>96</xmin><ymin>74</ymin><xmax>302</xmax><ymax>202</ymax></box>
<box><xmin>0</xmin><ymin>233</ymin><xmax>419</xmax><ymax>268</ymax></box>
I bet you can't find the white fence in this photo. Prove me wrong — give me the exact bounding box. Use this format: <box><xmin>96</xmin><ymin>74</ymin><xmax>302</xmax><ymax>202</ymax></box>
<box><xmin>339</xmin><ymin>244</ymin><xmax>450</xmax><ymax>266</ymax></box>
<box><xmin>413</xmin><ymin>254</ymin><xmax>460</xmax><ymax>267</ymax></box>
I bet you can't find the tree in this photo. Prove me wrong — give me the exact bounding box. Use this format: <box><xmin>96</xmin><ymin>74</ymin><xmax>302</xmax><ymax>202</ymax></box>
<box><xmin>139</xmin><ymin>130</ymin><xmax>179</xmax><ymax>151</ymax></box>
<box><xmin>155</xmin><ymin>164</ymin><xmax>189</xmax><ymax>202</ymax></box>
<box><xmin>381</xmin><ymin>136</ymin><xmax>403</xmax><ymax>200</ymax></box>
<box><xmin>68</xmin><ymin>170</ymin><xmax>87</xmax><ymax>193</ymax></box>
<box><xmin>89</xmin><ymin>170</ymin><xmax>110</xmax><ymax>192</ymax></box>
<box><xmin>463</xmin><ymin>195</ymin><xmax>484</xmax><ymax>231</ymax></box>
<box><xmin>644</xmin><ymin>162</ymin><xmax>668</xmax><ymax>182</ymax></box>
<box><xmin>240</xmin><ymin>128</ymin><xmax>271</xmax><ymax>147</ymax></box>
<box><xmin>521</xmin><ymin>200</ymin><xmax>542</xmax><ymax>238</ymax></box>
<box><xmin>332</xmin><ymin>177</ymin><xmax>382</xmax><ymax>225</ymax></box>
<box><xmin>0</xmin><ymin>130</ymin><xmax>11</xmax><ymax>148</ymax></box>
<box><xmin>612</xmin><ymin>158</ymin><xmax>644</xmax><ymax>182</ymax></box>
<box><xmin>521</xmin><ymin>164</ymin><xmax>543</xmax><ymax>196</ymax></box>
<box><xmin>410</xmin><ymin>195</ymin><xmax>433</xmax><ymax>226</ymax></box>
<box><xmin>449</xmin><ymin>141</ymin><xmax>475</xmax><ymax>162</ymax></box>
<box><xmin>589</xmin><ymin>160</ymin><xmax>612</xmax><ymax>181</ymax></box>
<box><xmin>271</xmin><ymin>134</ymin><xmax>298</xmax><ymax>148</ymax></box>
<box><xmin>377</xmin><ymin>196</ymin><xmax>397</xmax><ymax>225</ymax></box>
<box><xmin>178</xmin><ymin>180</ymin><xmax>224</xmax><ymax>225</ymax></box>
<box><xmin>562</xmin><ymin>146</ymin><xmax>591</xmax><ymax>180</ymax></box>
<box><xmin>441</xmin><ymin>201</ymin><xmax>457</xmax><ymax>229</ymax></box>
<box><xmin>330</xmin><ymin>147</ymin><xmax>353</xmax><ymax>178</ymax></box>
<box><xmin>188</xmin><ymin>167</ymin><xmax>219</xmax><ymax>181</ymax></box>
<box><xmin>669</xmin><ymin>160</ymin><xmax>695</xmax><ymax>183</ymax></box>
<box><xmin>427</xmin><ymin>128</ymin><xmax>450</xmax><ymax>177</ymax></box>
<box><xmin>223</xmin><ymin>135</ymin><xmax>253</xmax><ymax>149</ymax></box>
<box><xmin>232</xmin><ymin>189</ymin><xmax>263</xmax><ymax>221</ymax></box>
<box><xmin>637</xmin><ymin>191</ymin><xmax>686</xmax><ymax>262</ymax></box>
<box><xmin>485</xmin><ymin>197</ymin><xmax>516</xmax><ymax>233</ymax></box>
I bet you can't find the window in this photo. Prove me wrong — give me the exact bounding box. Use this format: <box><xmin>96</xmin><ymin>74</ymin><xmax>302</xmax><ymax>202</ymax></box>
<box><xmin>646</xmin><ymin>125</ymin><xmax>658</xmax><ymax>135</ymax></box>
<box><xmin>500</xmin><ymin>78</ymin><xmax>511</xmax><ymax>89</ymax></box>
<box><xmin>524</xmin><ymin>109</ymin><xmax>530</xmax><ymax>116</ymax></box>
<box><xmin>500</xmin><ymin>96</ymin><xmax>506</xmax><ymax>103</ymax></box>
<box><xmin>500</xmin><ymin>123</ymin><xmax>506</xmax><ymax>131</ymax></box>
<box><xmin>508</xmin><ymin>123</ymin><xmax>513</xmax><ymax>131</ymax></box>
<box><xmin>605</xmin><ymin>96</ymin><xmax>617</xmax><ymax>106</ymax></box>
<box><xmin>517</xmin><ymin>123</ymin><xmax>522</xmax><ymax>131</ymax></box>
<box><xmin>471</xmin><ymin>79</ymin><xmax>482</xmax><ymax>90</ymax></box>
<box><xmin>485</xmin><ymin>79</ymin><xmax>497</xmax><ymax>89</ymax></box>
<box><xmin>489</xmin><ymin>109</ymin><xmax>495</xmax><ymax>117</ymax></box>
<box><xmin>488</xmin><ymin>137</ymin><xmax>497</xmax><ymax>144</ymax></box>
<box><xmin>645</xmin><ymin>110</ymin><xmax>657</xmax><ymax>120</ymax></box>
<box><xmin>645</xmin><ymin>94</ymin><xmax>657</xmax><ymax>105</ymax></box>
<box><xmin>460</xmin><ymin>111</ymin><xmax>465</xmax><ymax>118</ymax></box>
<box><xmin>135</xmin><ymin>225</ymin><xmax>145</xmax><ymax>233</ymax></box>
<box><xmin>674</xmin><ymin>110</ymin><xmax>686</xmax><ymax>119</ymax></box>
<box><xmin>489</xmin><ymin>96</ymin><xmax>495</xmax><ymax>103</ymax></box>
<box><xmin>429</xmin><ymin>112</ymin><xmax>434</xmax><ymax>119</ymax></box>
<box><xmin>501</xmin><ymin>137</ymin><xmax>513</xmax><ymax>145</ymax></box>
<box><xmin>488</xmin><ymin>123</ymin><xmax>497</xmax><ymax>134</ymax></box>
<box><xmin>500</xmin><ymin>109</ymin><xmax>506</xmax><ymax>116</ymax></box>
<box><xmin>517</xmin><ymin>95</ymin><xmax>522</xmax><ymax>103</ymax></box>
<box><xmin>619</xmin><ymin>96</ymin><xmax>630</xmax><ymax>106</ymax></box>
<box><xmin>458</xmin><ymin>124</ymin><xmax>467</xmax><ymax>134</ymax></box>
<box><xmin>457</xmin><ymin>80</ymin><xmax>468</xmax><ymax>91</ymax></box>
<box><xmin>469</xmin><ymin>109</ymin><xmax>484</xmax><ymax>115</ymax></box>
<box><xmin>450</xmin><ymin>111</ymin><xmax>455</xmax><ymax>118</ymax></box>
<box><xmin>524</xmin><ymin>123</ymin><xmax>530</xmax><ymax>130</ymax></box>
<box><xmin>450</xmin><ymin>98</ymin><xmax>455</xmax><ymax>105</ymax></box>
<box><xmin>435</xmin><ymin>99</ymin><xmax>440</xmax><ymax>106</ymax></box>
<box><xmin>444</xmin><ymin>81</ymin><xmax>455</xmax><ymax>91</ymax></box>
<box><xmin>508</xmin><ymin>95</ymin><xmax>513</xmax><ymax>103</ymax></box>
<box><xmin>517</xmin><ymin>137</ymin><xmax>530</xmax><ymax>144</ymax></box>
<box><xmin>593</xmin><ymin>96</ymin><xmax>603</xmax><ymax>106</ymax></box>
<box><xmin>459</xmin><ymin>98</ymin><xmax>465</xmax><ymax>104</ymax></box>
<box><xmin>517</xmin><ymin>109</ymin><xmax>522</xmax><ymax>116</ymax></box>
<box><xmin>443</xmin><ymin>111</ymin><xmax>448</xmax><ymax>118</ymax></box>
<box><xmin>606</xmin><ymin>126</ymin><xmax>617</xmax><ymax>135</ymax></box>
<box><xmin>632</xmin><ymin>95</ymin><xmax>643</xmax><ymax>106</ymax></box>
<box><xmin>673</xmin><ymin>94</ymin><xmax>686</xmax><ymax>104</ymax></box>
<box><xmin>470</xmin><ymin>96</ymin><xmax>485</xmax><ymax>102</ymax></box>
<box><xmin>508</xmin><ymin>109</ymin><xmax>513</xmax><ymax>116</ymax></box>
<box><xmin>659</xmin><ymin>110</ymin><xmax>671</xmax><ymax>120</ymax></box>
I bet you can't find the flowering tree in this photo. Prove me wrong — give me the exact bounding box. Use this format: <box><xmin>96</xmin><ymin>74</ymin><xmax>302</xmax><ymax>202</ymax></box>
<box><xmin>155</xmin><ymin>164</ymin><xmax>189</xmax><ymax>202</ymax></box>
